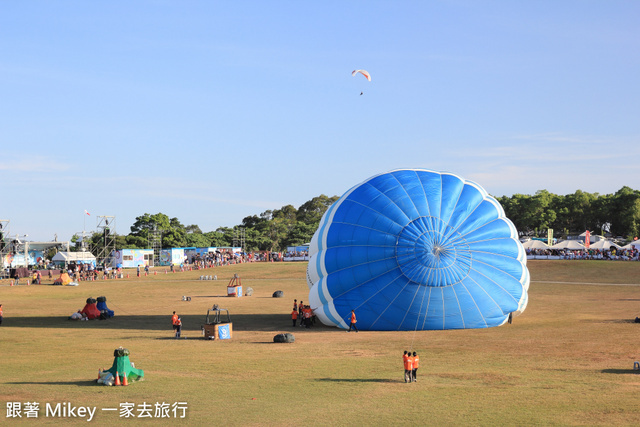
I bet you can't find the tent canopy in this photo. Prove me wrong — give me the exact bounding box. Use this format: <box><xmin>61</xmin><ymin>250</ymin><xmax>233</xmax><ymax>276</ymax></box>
<box><xmin>51</xmin><ymin>251</ymin><xmax>96</xmax><ymax>264</ymax></box>
<box><xmin>621</xmin><ymin>241</ymin><xmax>640</xmax><ymax>250</ymax></box>
<box><xmin>551</xmin><ymin>240</ymin><xmax>587</xmax><ymax>251</ymax></box>
<box><xmin>588</xmin><ymin>240</ymin><xmax>621</xmax><ymax>250</ymax></box>
<box><xmin>522</xmin><ymin>240</ymin><xmax>550</xmax><ymax>250</ymax></box>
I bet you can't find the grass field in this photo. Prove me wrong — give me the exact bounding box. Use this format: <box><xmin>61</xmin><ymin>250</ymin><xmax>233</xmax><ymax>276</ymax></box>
<box><xmin>1</xmin><ymin>260</ymin><xmax>640</xmax><ymax>426</ymax></box>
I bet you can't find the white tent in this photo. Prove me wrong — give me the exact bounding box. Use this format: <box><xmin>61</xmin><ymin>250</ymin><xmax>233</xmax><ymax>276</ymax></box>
<box><xmin>551</xmin><ymin>240</ymin><xmax>587</xmax><ymax>251</ymax></box>
<box><xmin>51</xmin><ymin>251</ymin><xmax>96</xmax><ymax>264</ymax></box>
<box><xmin>522</xmin><ymin>240</ymin><xmax>550</xmax><ymax>250</ymax></box>
<box><xmin>621</xmin><ymin>241</ymin><xmax>640</xmax><ymax>250</ymax></box>
<box><xmin>587</xmin><ymin>240</ymin><xmax>621</xmax><ymax>250</ymax></box>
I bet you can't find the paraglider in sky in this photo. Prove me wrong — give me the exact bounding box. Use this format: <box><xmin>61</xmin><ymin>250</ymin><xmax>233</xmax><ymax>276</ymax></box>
<box><xmin>307</xmin><ymin>169</ymin><xmax>529</xmax><ymax>331</ymax></box>
<box><xmin>352</xmin><ymin>69</ymin><xmax>371</xmax><ymax>81</ymax></box>
<box><xmin>352</xmin><ymin>69</ymin><xmax>371</xmax><ymax>95</ymax></box>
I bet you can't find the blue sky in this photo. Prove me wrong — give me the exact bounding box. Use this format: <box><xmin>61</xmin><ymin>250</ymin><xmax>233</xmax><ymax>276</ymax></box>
<box><xmin>1</xmin><ymin>1</ymin><xmax>638</xmax><ymax>242</ymax></box>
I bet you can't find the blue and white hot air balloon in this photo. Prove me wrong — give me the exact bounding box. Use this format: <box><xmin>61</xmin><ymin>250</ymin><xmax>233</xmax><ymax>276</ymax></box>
<box><xmin>307</xmin><ymin>169</ymin><xmax>529</xmax><ymax>331</ymax></box>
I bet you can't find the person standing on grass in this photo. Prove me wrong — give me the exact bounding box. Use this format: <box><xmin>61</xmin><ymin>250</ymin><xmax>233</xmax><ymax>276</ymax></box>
<box><xmin>291</xmin><ymin>309</ymin><xmax>298</xmax><ymax>327</ymax></box>
<box><xmin>293</xmin><ymin>299</ymin><xmax>298</xmax><ymax>312</ymax></box>
<box><xmin>298</xmin><ymin>301</ymin><xmax>304</xmax><ymax>326</ymax></box>
<box><xmin>402</xmin><ymin>351</ymin><xmax>409</xmax><ymax>382</ymax></box>
<box><xmin>347</xmin><ymin>309</ymin><xmax>359</xmax><ymax>332</ymax></box>
<box><xmin>175</xmin><ymin>315</ymin><xmax>182</xmax><ymax>339</ymax></box>
<box><xmin>304</xmin><ymin>306</ymin><xmax>312</xmax><ymax>328</ymax></box>
<box><xmin>412</xmin><ymin>351</ymin><xmax>419</xmax><ymax>382</ymax></box>
<box><xmin>172</xmin><ymin>311</ymin><xmax>179</xmax><ymax>335</ymax></box>
<box><xmin>403</xmin><ymin>350</ymin><xmax>414</xmax><ymax>383</ymax></box>
<box><xmin>0</xmin><ymin>304</ymin><xmax>3</xmax><ymax>325</ymax></box>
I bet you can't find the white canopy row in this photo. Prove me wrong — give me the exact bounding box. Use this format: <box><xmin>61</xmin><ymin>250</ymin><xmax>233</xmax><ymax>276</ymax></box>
<box><xmin>522</xmin><ymin>239</ymin><xmax>640</xmax><ymax>251</ymax></box>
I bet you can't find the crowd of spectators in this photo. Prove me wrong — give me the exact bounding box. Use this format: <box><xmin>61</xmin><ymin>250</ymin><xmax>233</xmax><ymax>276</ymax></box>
<box><xmin>284</xmin><ymin>250</ymin><xmax>309</xmax><ymax>258</ymax></box>
<box><xmin>526</xmin><ymin>247</ymin><xmax>640</xmax><ymax>261</ymax></box>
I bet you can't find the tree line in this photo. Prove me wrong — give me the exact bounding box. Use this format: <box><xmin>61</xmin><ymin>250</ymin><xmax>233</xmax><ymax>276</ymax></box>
<box><xmin>73</xmin><ymin>195</ymin><xmax>339</xmax><ymax>253</ymax></box>
<box><xmin>73</xmin><ymin>186</ymin><xmax>640</xmax><ymax>253</ymax></box>
<box><xmin>496</xmin><ymin>186</ymin><xmax>640</xmax><ymax>240</ymax></box>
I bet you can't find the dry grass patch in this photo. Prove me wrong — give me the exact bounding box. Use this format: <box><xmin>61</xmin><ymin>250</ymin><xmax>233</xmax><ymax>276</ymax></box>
<box><xmin>1</xmin><ymin>260</ymin><xmax>640</xmax><ymax>425</ymax></box>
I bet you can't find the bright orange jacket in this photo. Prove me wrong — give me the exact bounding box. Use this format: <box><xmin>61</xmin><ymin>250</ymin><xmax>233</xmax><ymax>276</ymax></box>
<box><xmin>172</xmin><ymin>314</ymin><xmax>179</xmax><ymax>325</ymax></box>
<box><xmin>0</xmin><ymin>307</ymin><xmax>3</xmax><ymax>316</ymax></box>
<box><xmin>350</xmin><ymin>312</ymin><xmax>356</xmax><ymax>323</ymax></box>
<box><xmin>291</xmin><ymin>310</ymin><xmax>298</xmax><ymax>319</ymax></box>
<box><xmin>413</xmin><ymin>355</ymin><xmax>419</xmax><ymax>369</ymax></box>
<box><xmin>404</xmin><ymin>356</ymin><xmax>414</xmax><ymax>370</ymax></box>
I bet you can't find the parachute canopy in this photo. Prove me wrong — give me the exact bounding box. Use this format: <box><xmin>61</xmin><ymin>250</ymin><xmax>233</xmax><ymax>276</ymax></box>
<box><xmin>351</xmin><ymin>69</ymin><xmax>371</xmax><ymax>81</ymax></box>
<box><xmin>307</xmin><ymin>169</ymin><xmax>529</xmax><ymax>331</ymax></box>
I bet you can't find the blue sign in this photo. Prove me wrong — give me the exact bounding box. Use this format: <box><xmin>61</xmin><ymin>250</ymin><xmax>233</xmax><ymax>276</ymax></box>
<box><xmin>217</xmin><ymin>324</ymin><xmax>231</xmax><ymax>340</ymax></box>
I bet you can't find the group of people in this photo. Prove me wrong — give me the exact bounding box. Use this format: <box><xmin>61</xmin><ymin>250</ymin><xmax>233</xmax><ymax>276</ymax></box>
<box><xmin>526</xmin><ymin>247</ymin><xmax>640</xmax><ymax>261</ymax></box>
<box><xmin>291</xmin><ymin>299</ymin><xmax>316</xmax><ymax>328</ymax></box>
<box><xmin>403</xmin><ymin>351</ymin><xmax>420</xmax><ymax>383</ymax></box>
<box><xmin>136</xmin><ymin>264</ymin><xmax>150</xmax><ymax>277</ymax></box>
<box><xmin>290</xmin><ymin>300</ymin><xmax>360</xmax><ymax>332</ymax></box>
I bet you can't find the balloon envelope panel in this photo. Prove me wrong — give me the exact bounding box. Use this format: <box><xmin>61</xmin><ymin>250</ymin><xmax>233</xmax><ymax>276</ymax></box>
<box><xmin>307</xmin><ymin>169</ymin><xmax>529</xmax><ymax>331</ymax></box>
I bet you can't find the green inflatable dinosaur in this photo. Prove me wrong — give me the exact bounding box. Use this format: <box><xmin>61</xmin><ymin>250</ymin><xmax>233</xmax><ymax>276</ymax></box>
<box><xmin>106</xmin><ymin>347</ymin><xmax>144</xmax><ymax>382</ymax></box>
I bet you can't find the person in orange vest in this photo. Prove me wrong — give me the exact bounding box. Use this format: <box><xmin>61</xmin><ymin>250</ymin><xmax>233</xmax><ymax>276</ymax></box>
<box><xmin>172</xmin><ymin>311</ymin><xmax>179</xmax><ymax>335</ymax></box>
<box><xmin>412</xmin><ymin>351</ymin><xmax>420</xmax><ymax>382</ymax></box>
<box><xmin>293</xmin><ymin>299</ymin><xmax>298</xmax><ymax>312</ymax></box>
<box><xmin>175</xmin><ymin>315</ymin><xmax>182</xmax><ymax>339</ymax></box>
<box><xmin>402</xmin><ymin>351</ymin><xmax>409</xmax><ymax>381</ymax></box>
<box><xmin>0</xmin><ymin>304</ymin><xmax>3</xmax><ymax>325</ymax></box>
<box><xmin>291</xmin><ymin>309</ymin><xmax>298</xmax><ymax>327</ymax></box>
<box><xmin>403</xmin><ymin>350</ymin><xmax>414</xmax><ymax>383</ymax></box>
<box><xmin>298</xmin><ymin>301</ymin><xmax>304</xmax><ymax>327</ymax></box>
<box><xmin>347</xmin><ymin>309</ymin><xmax>358</xmax><ymax>332</ymax></box>
<box><xmin>303</xmin><ymin>306</ymin><xmax>313</xmax><ymax>328</ymax></box>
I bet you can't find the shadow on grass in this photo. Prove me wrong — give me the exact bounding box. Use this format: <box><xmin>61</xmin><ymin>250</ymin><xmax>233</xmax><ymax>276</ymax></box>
<box><xmin>601</xmin><ymin>368</ymin><xmax>639</xmax><ymax>375</ymax></box>
<box><xmin>316</xmin><ymin>378</ymin><xmax>397</xmax><ymax>383</ymax></box>
<box><xmin>7</xmin><ymin>380</ymin><xmax>98</xmax><ymax>387</ymax></box>
<box><xmin>3</xmin><ymin>314</ymin><xmax>330</xmax><ymax>333</ymax></box>
<box><xmin>155</xmin><ymin>336</ymin><xmax>209</xmax><ymax>341</ymax></box>
<box><xmin>584</xmin><ymin>319</ymin><xmax>637</xmax><ymax>324</ymax></box>
<box><xmin>191</xmin><ymin>295</ymin><xmax>228</xmax><ymax>298</ymax></box>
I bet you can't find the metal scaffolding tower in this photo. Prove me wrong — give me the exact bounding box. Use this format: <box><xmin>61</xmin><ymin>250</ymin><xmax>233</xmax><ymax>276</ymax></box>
<box><xmin>0</xmin><ymin>219</ymin><xmax>10</xmax><ymax>272</ymax></box>
<box><xmin>233</xmin><ymin>227</ymin><xmax>245</xmax><ymax>251</ymax></box>
<box><xmin>96</xmin><ymin>216</ymin><xmax>116</xmax><ymax>267</ymax></box>
<box><xmin>149</xmin><ymin>225</ymin><xmax>162</xmax><ymax>267</ymax></box>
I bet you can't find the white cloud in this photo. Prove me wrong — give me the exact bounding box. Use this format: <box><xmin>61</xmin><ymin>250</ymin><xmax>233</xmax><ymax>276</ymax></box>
<box><xmin>0</xmin><ymin>156</ymin><xmax>71</xmax><ymax>172</ymax></box>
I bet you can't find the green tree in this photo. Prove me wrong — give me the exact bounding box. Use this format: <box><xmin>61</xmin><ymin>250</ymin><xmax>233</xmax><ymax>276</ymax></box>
<box><xmin>296</xmin><ymin>195</ymin><xmax>339</xmax><ymax>226</ymax></box>
<box><xmin>609</xmin><ymin>187</ymin><xmax>640</xmax><ymax>239</ymax></box>
<box><xmin>204</xmin><ymin>229</ymin><xmax>232</xmax><ymax>247</ymax></box>
<box><xmin>129</xmin><ymin>213</ymin><xmax>187</xmax><ymax>248</ymax></box>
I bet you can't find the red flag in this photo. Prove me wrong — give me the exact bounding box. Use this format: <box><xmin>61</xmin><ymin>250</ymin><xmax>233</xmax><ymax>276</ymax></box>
<box><xmin>584</xmin><ymin>230</ymin><xmax>590</xmax><ymax>248</ymax></box>
<box><xmin>84</xmin><ymin>210</ymin><xmax>90</xmax><ymax>216</ymax></box>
